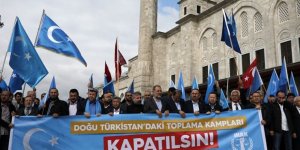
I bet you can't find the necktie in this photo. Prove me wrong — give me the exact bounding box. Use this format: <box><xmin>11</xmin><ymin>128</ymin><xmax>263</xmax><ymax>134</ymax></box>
<box><xmin>235</xmin><ymin>103</ymin><xmax>239</xmax><ymax>110</ymax></box>
<box><xmin>25</xmin><ymin>108</ymin><xmax>30</xmax><ymax>115</ymax></box>
<box><xmin>47</xmin><ymin>101</ymin><xmax>55</xmax><ymax>115</ymax></box>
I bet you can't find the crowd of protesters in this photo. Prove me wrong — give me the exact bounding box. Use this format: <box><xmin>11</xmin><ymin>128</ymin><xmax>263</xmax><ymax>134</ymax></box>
<box><xmin>1</xmin><ymin>79</ymin><xmax>299</xmax><ymax>150</ymax></box>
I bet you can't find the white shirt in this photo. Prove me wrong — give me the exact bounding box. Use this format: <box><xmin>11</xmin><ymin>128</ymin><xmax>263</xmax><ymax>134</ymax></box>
<box><xmin>192</xmin><ymin>101</ymin><xmax>199</xmax><ymax>112</ymax></box>
<box><xmin>296</xmin><ymin>106</ymin><xmax>300</xmax><ymax>114</ymax></box>
<box><xmin>114</xmin><ymin>108</ymin><xmax>120</xmax><ymax>115</ymax></box>
<box><xmin>154</xmin><ymin>97</ymin><xmax>162</xmax><ymax>111</ymax></box>
<box><xmin>69</xmin><ymin>102</ymin><xmax>77</xmax><ymax>116</ymax></box>
<box><xmin>231</xmin><ymin>102</ymin><xmax>241</xmax><ymax>111</ymax></box>
<box><xmin>279</xmin><ymin>104</ymin><xmax>289</xmax><ymax>131</ymax></box>
<box><xmin>175</xmin><ymin>102</ymin><xmax>181</xmax><ymax>111</ymax></box>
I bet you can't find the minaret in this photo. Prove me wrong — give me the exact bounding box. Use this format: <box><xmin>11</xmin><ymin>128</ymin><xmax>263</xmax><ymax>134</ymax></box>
<box><xmin>136</xmin><ymin>0</ymin><xmax>157</xmax><ymax>92</ymax></box>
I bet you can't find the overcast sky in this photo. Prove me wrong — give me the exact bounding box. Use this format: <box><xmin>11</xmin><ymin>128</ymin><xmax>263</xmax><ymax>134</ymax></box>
<box><xmin>0</xmin><ymin>0</ymin><xmax>179</xmax><ymax>100</ymax></box>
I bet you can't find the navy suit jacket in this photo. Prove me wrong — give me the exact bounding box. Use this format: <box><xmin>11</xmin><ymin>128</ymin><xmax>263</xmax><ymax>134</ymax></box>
<box><xmin>185</xmin><ymin>100</ymin><xmax>205</xmax><ymax>113</ymax></box>
<box><xmin>163</xmin><ymin>96</ymin><xmax>185</xmax><ymax>113</ymax></box>
<box><xmin>143</xmin><ymin>97</ymin><xmax>167</xmax><ymax>113</ymax></box>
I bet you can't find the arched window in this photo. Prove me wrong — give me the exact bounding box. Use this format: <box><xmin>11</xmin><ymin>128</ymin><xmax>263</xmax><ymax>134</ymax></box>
<box><xmin>202</xmin><ymin>37</ymin><xmax>207</xmax><ymax>51</ymax></box>
<box><xmin>254</xmin><ymin>12</ymin><xmax>263</xmax><ymax>32</ymax></box>
<box><xmin>297</xmin><ymin>0</ymin><xmax>300</xmax><ymax>17</ymax></box>
<box><xmin>240</xmin><ymin>12</ymin><xmax>248</xmax><ymax>37</ymax></box>
<box><xmin>278</xmin><ymin>2</ymin><xmax>289</xmax><ymax>23</ymax></box>
<box><xmin>212</xmin><ymin>33</ymin><xmax>217</xmax><ymax>48</ymax></box>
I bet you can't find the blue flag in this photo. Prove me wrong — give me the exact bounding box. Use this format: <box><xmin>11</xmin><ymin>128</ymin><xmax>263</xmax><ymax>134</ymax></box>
<box><xmin>289</xmin><ymin>72</ymin><xmax>299</xmax><ymax>96</ymax></box>
<box><xmin>177</xmin><ymin>71</ymin><xmax>186</xmax><ymax>100</ymax></box>
<box><xmin>127</xmin><ymin>80</ymin><xmax>134</xmax><ymax>94</ymax></box>
<box><xmin>263</xmin><ymin>69</ymin><xmax>279</xmax><ymax>103</ymax></box>
<box><xmin>205</xmin><ymin>64</ymin><xmax>215</xmax><ymax>104</ymax></box>
<box><xmin>250</xmin><ymin>68</ymin><xmax>263</xmax><ymax>93</ymax></box>
<box><xmin>103</xmin><ymin>81</ymin><xmax>115</xmax><ymax>96</ymax></box>
<box><xmin>8</xmin><ymin>71</ymin><xmax>25</xmax><ymax>94</ymax></box>
<box><xmin>39</xmin><ymin>76</ymin><xmax>56</xmax><ymax>109</ymax></box>
<box><xmin>219</xmin><ymin>89</ymin><xmax>229</xmax><ymax>109</ymax></box>
<box><xmin>221</xmin><ymin>9</ymin><xmax>241</xmax><ymax>54</ymax></box>
<box><xmin>278</xmin><ymin>57</ymin><xmax>289</xmax><ymax>93</ymax></box>
<box><xmin>50</xmin><ymin>76</ymin><xmax>56</xmax><ymax>89</ymax></box>
<box><xmin>191</xmin><ymin>76</ymin><xmax>199</xmax><ymax>90</ymax></box>
<box><xmin>36</xmin><ymin>13</ymin><xmax>87</xmax><ymax>66</ymax></box>
<box><xmin>0</xmin><ymin>79</ymin><xmax>9</xmax><ymax>91</ymax></box>
<box><xmin>8</xmin><ymin>17</ymin><xmax>48</xmax><ymax>87</ymax></box>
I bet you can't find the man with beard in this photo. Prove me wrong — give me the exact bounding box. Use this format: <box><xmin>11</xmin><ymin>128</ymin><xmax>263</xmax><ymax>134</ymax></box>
<box><xmin>270</xmin><ymin>91</ymin><xmax>296</xmax><ymax>150</ymax></box>
<box><xmin>120</xmin><ymin>91</ymin><xmax>143</xmax><ymax>114</ymax></box>
<box><xmin>84</xmin><ymin>88</ymin><xmax>102</xmax><ymax>118</ymax></box>
<box><xmin>68</xmin><ymin>89</ymin><xmax>85</xmax><ymax>116</ymax></box>
<box><xmin>185</xmin><ymin>89</ymin><xmax>205</xmax><ymax>115</ymax></box>
<box><xmin>40</xmin><ymin>88</ymin><xmax>69</xmax><ymax>117</ymax></box>
<box><xmin>101</xmin><ymin>92</ymin><xmax>113</xmax><ymax>114</ymax></box>
<box><xmin>164</xmin><ymin>90</ymin><xmax>186</xmax><ymax>118</ymax></box>
<box><xmin>143</xmin><ymin>85</ymin><xmax>168</xmax><ymax>118</ymax></box>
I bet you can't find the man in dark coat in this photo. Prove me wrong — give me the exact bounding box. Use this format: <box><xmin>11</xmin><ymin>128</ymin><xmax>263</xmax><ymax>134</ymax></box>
<box><xmin>68</xmin><ymin>89</ymin><xmax>86</xmax><ymax>116</ymax></box>
<box><xmin>17</xmin><ymin>96</ymin><xmax>38</xmax><ymax>116</ymax></box>
<box><xmin>143</xmin><ymin>85</ymin><xmax>167</xmax><ymax>118</ymax></box>
<box><xmin>293</xmin><ymin>96</ymin><xmax>300</xmax><ymax>150</ymax></box>
<box><xmin>269</xmin><ymin>91</ymin><xmax>296</xmax><ymax>150</ymax></box>
<box><xmin>40</xmin><ymin>88</ymin><xmax>69</xmax><ymax>116</ymax></box>
<box><xmin>185</xmin><ymin>89</ymin><xmax>205</xmax><ymax>115</ymax></box>
<box><xmin>163</xmin><ymin>90</ymin><xmax>185</xmax><ymax>118</ymax></box>
<box><xmin>1</xmin><ymin>91</ymin><xmax>16</xmax><ymax>150</ymax></box>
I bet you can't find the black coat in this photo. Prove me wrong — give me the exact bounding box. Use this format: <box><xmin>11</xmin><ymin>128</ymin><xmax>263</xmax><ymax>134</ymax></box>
<box><xmin>292</xmin><ymin>106</ymin><xmax>300</xmax><ymax>149</ymax></box>
<box><xmin>143</xmin><ymin>97</ymin><xmax>167</xmax><ymax>113</ymax></box>
<box><xmin>17</xmin><ymin>107</ymin><xmax>39</xmax><ymax>116</ymax></box>
<box><xmin>41</xmin><ymin>99</ymin><xmax>69</xmax><ymax>116</ymax></box>
<box><xmin>0</xmin><ymin>102</ymin><xmax>16</xmax><ymax>130</ymax></box>
<box><xmin>120</xmin><ymin>102</ymin><xmax>143</xmax><ymax>114</ymax></box>
<box><xmin>185</xmin><ymin>100</ymin><xmax>206</xmax><ymax>113</ymax></box>
<box><xmin>228</xmin><ymin>102</ymin><xmax>245</xmax><ymax>110</ymax></box>
<box><xmin>269</xmin><ymin>102</ymin><xmax>295</xmax><ymax>133</ymax></box>
<box><xmin>163</xmin><ymin>96</ymin><xmax>185</xmax><ymax>113</ymax></box>
<box><xmin>204</xmin><ymin>103</ymin><xmax>223</xmax><ymax>113</ymax></box>
<box><xmin>68</xmin><ymin>97</ymin><xmax>86</xmax><ymax>115</ymax></box>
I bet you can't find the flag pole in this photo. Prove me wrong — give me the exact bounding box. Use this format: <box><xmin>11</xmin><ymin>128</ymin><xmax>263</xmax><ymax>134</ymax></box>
<box><xmin>34</xmin><ymin>10</ymin><xmax>45</xmax><ymax>46</ymax></box>
<box><xmin>0</xmin><ymin>51</ymin><xmax>8</xmax><ymax>78</ymax></box>
<box><xmin>22</xmin><ymin>83</ymin><xmax>26</xmax><ymax>96</ymax></box>
<box><xmin>1</xmin><ymin>18</ymin><xmax>18</xmax><ymax>78</ymax></box>
<box><xmin>116</xmin><ymin>37</ymin><xmax>120</xmax><ymax>96</ymax></box>
<box><xmin>222</xmin><ymin>9</ymin><xmax>241</xmax><ymax>76</ymax></box>
<box><xmin>222</xmin><ymin>9</ymin><xmax>241</xmax><ymax>96</ymax></box>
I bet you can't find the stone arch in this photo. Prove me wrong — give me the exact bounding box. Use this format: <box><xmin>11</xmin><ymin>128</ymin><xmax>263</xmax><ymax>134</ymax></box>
<box><xmin>198</xmin><ymin>27</ymin><xmax>217</xmax><ymax>57</ymax></box>
<box><xmin>254</xmin><ymin>38</ymin><xmax>265</xmax><ymax>50</ymax></box>
<box><xmin>233</xmin><ymin>0</ymin><xmax>265</xmax><ymax>15</ymax></box>
<box><xmin>277</xmin><ymin>29</ymin><xmax>290</xmax><ymax>41</ymax></box>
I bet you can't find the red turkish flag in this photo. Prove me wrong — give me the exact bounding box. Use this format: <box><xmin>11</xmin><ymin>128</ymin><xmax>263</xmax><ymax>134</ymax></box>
<box><xmin>242</xmin><ymin>58</ymin><xmax>257</xmax><ymax>89</ymax></box>
<box><xmin>104</xmin><ymin>61</ymin><xmax>112</xmax><ymax>83</ymax></box>
<box><xmin>114</xmin><ymin>38</ymin><xmax>127</xmax><ymax>81</ymax></box>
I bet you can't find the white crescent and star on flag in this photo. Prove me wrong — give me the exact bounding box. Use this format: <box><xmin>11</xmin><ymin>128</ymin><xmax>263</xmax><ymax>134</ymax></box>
<box><xmin>47</xmin><ymin>26</ymin><xmax>72</xmax><ymax>43</ymax></box>
<box><xmin>23</xmin><ymin>128</ymin><xmax>59</xmax><ymax>150</ymax></box>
